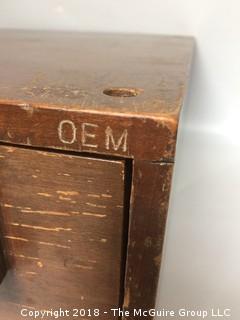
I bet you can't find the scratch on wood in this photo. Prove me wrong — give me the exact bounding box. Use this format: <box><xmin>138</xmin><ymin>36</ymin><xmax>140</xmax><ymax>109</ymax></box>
<box><xmin>3</xmin><ymin>203</ymin><xmax>14</xmax><ymax>208</ymax></box>
<box><xmin>57</xmin><ymin>191</ymin><xmax>79</xmax><ymax>196</ymax></box>
<box><xmin>82</xmin><ymin>212</ymin><xmax>107</xmax><ymax>218</ymax></box>
<box><xmin>74</xmin><ymin>264</ymin><xmax>93</xmax><ymax>270</ymax></box>
<box><xmin>5</xmin><ymin>235</ymin><xmax>70</xmax><ymax>249</ymax></box>
<box><xmin>38</xmin><ymin>241</ymin><xmax>70</xmax><ymax>249</ymax></box>
<box><xmin>25</xmin><ymin>272</ymin><xmax>37</xmax><ymax>275</ymax></box>
<box><xmin>57</xmin><ymin>173</ymin><xmax>71</xmax><ymax>177</ymax></box>
<box><xmin>86</xmin><ymin>202</ymin><xmax>106</xmax><ymax>209</ymax></box>
<box><xmin>87</xmin><ymin>193</ymin><xmax>101</xmax><ymax>198</ymax></box>
<box><xmin>37</xmin><ymin>193</ymin><xmax>52</xmax><ymax>198</ymax></box>
<box><xmin>88</xmin><ymin>259</ymin><xmax>97</xmax><ymax>264</ymax></box>
<box><xmin>10</xmin><ymin>222</ymin><xmax>72</xmax><ymax>232</ymax></box>
<box><xmin>9</xmin><ymin>253</ymin><xmax>39</xmax><ymax>261</ymax></box>
<box><xmin>59</xmin><ymin>196</ymin><xmax>72</xmax><ymax>201</ymax></box>
<box><xmin>101</xmin><ymin>193</ymin><xmax>112</xmax><ymax>198</ymax></box>
<box><xmin>4</xmin><ymin>235</ymin><xmax>29</xmax><ymax>242</ymax></box>
<box><xmin>21</xmin><ymin>209</ymin><xmax>70</xmax><ymax>216</ymax></box>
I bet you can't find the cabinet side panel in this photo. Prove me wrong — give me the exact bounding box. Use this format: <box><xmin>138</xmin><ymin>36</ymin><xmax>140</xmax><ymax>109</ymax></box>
<box><xmin>123</xmin><ymin>160</ymin><xmax>173</xmax><ymax>319</ymax></box>
<box><xmin>0</xmin><ymin>145</ymin><xmax>125</xmax><ymax>319</ymax></box>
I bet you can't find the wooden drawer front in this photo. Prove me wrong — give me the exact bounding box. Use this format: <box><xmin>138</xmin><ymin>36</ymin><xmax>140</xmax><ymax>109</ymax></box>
<box><xmin>0</xmin><ymin>146</ymin><xmax>125</xmax><ymax>318</ymax></box>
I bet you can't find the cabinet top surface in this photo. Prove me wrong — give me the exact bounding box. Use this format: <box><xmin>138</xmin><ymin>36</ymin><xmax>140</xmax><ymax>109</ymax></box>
<box><xmin>0</xmin><ymin>30</ymin><xmax>194</xmax><ymax>121</ymax></box>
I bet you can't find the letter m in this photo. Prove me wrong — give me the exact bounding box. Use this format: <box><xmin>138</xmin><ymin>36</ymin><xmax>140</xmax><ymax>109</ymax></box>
<box><xmin>105</xmin><ymin>126</ymin><xmax>128</xmax><ymax>152</ymax></box>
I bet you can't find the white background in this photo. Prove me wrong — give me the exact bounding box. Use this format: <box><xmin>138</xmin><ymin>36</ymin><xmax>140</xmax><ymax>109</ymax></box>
<box><xmin>0</xmin><ymin>1</ymin><xmax>240</xmax><ymax>318</ymax></box>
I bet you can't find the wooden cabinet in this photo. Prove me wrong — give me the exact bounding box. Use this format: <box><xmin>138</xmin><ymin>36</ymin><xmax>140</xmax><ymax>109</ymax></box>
<box><xmin>0</xmin><ymin>31</ymin><xmax>194</xmax><ymax>319</ymax></box>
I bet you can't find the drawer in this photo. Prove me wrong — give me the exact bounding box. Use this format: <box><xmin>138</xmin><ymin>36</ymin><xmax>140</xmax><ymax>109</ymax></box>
<box><xmin>0</xmin><ymin>145</ymin><xmax>126</xmax><ymax>319</ymax></box>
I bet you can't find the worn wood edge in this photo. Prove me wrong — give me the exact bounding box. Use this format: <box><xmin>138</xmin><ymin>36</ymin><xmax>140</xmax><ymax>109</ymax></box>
<box><xmin>0</xmin><ymin>99</ymin><xmax>180</xmax><ymax>120</ymax></box>
<box><xmin>122</xmin><ymin>160</ymin><xmax>174</xmax><ymax>320</ymax></box>
<box><xmin>0</xmin><ymin>101</ymin><xmax>179</xmax><ymax>161</ymax></box>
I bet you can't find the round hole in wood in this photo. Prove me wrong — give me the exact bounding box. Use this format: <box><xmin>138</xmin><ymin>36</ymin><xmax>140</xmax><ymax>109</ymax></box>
<box><xmin>103</xmin><ymin>87</ymin><xmax>143</xmax><ymax>97</ymax></box>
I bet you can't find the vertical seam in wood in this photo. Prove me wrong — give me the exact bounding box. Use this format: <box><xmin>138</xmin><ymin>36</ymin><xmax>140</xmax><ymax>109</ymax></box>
<box><xmin>119</xmin><ymin>158</ymin><xmax>133</xmax><ymax>315</ymax></box>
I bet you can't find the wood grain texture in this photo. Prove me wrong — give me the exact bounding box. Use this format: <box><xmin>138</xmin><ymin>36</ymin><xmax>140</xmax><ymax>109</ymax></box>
<box><xmin>0</xmin><ymin>103</ymin><xmax>177</xmax><ymax>161</ymax></box>
<box><xmin>123</xmin><ymin>160</ymin><xmax>173</xmax><ymax>320</ymax></box>
<box><xmin>0</xmin><ymin>31</ymin><xmax>194</xmax><ymax>161</ymax></box>
<box><xmin>0</xmin><ymin>145</ymin><xmax>125</xmax><ymax>319</ymax></box>
<box><xmin>0</xmin><ymin>31</ymin><xmax>194</xmax><ymax>117</ymax></box>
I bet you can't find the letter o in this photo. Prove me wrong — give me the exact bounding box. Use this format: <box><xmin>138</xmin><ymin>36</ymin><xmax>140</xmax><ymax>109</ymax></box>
<box><xmin>58</xmin><ymin>120</ymin><xmax>77</xmax><ymax>144</ymax></box>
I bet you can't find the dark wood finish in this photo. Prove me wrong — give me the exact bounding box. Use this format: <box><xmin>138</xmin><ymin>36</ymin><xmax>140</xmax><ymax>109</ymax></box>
<box><xmin>0</xmin><ymin>145</ymin><xmax>125</xmax><ymax>319</ymax></box>
<box><xmin>0</xmin><ymin>103</ymin><xmax>177</xmax><ymax>161</ymax></box>
<box><xmin>123</xmin><ymin>160</ymin><xmax>173</xmax><ymax>319</ymax></box>
<box><xmin>0</xmin><ymin>31</ymin><xmax>194</xmax><ymax>161</ymax></box>
<box><xmin>0</xmin><ymin>31</ymin><xmax>193</xmax><ymax>117</ymax></box>
<box><xmin>0</xmin><ymin>31</ymin><xmax>194</xmax><ymax>319</ymax></box>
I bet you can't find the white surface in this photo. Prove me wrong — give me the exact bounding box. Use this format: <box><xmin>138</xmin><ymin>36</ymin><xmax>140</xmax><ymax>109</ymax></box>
<box><xmin>0</xmin><ymin>1</ymin><xmax>240</xmax><ymax>318</ymax></box>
